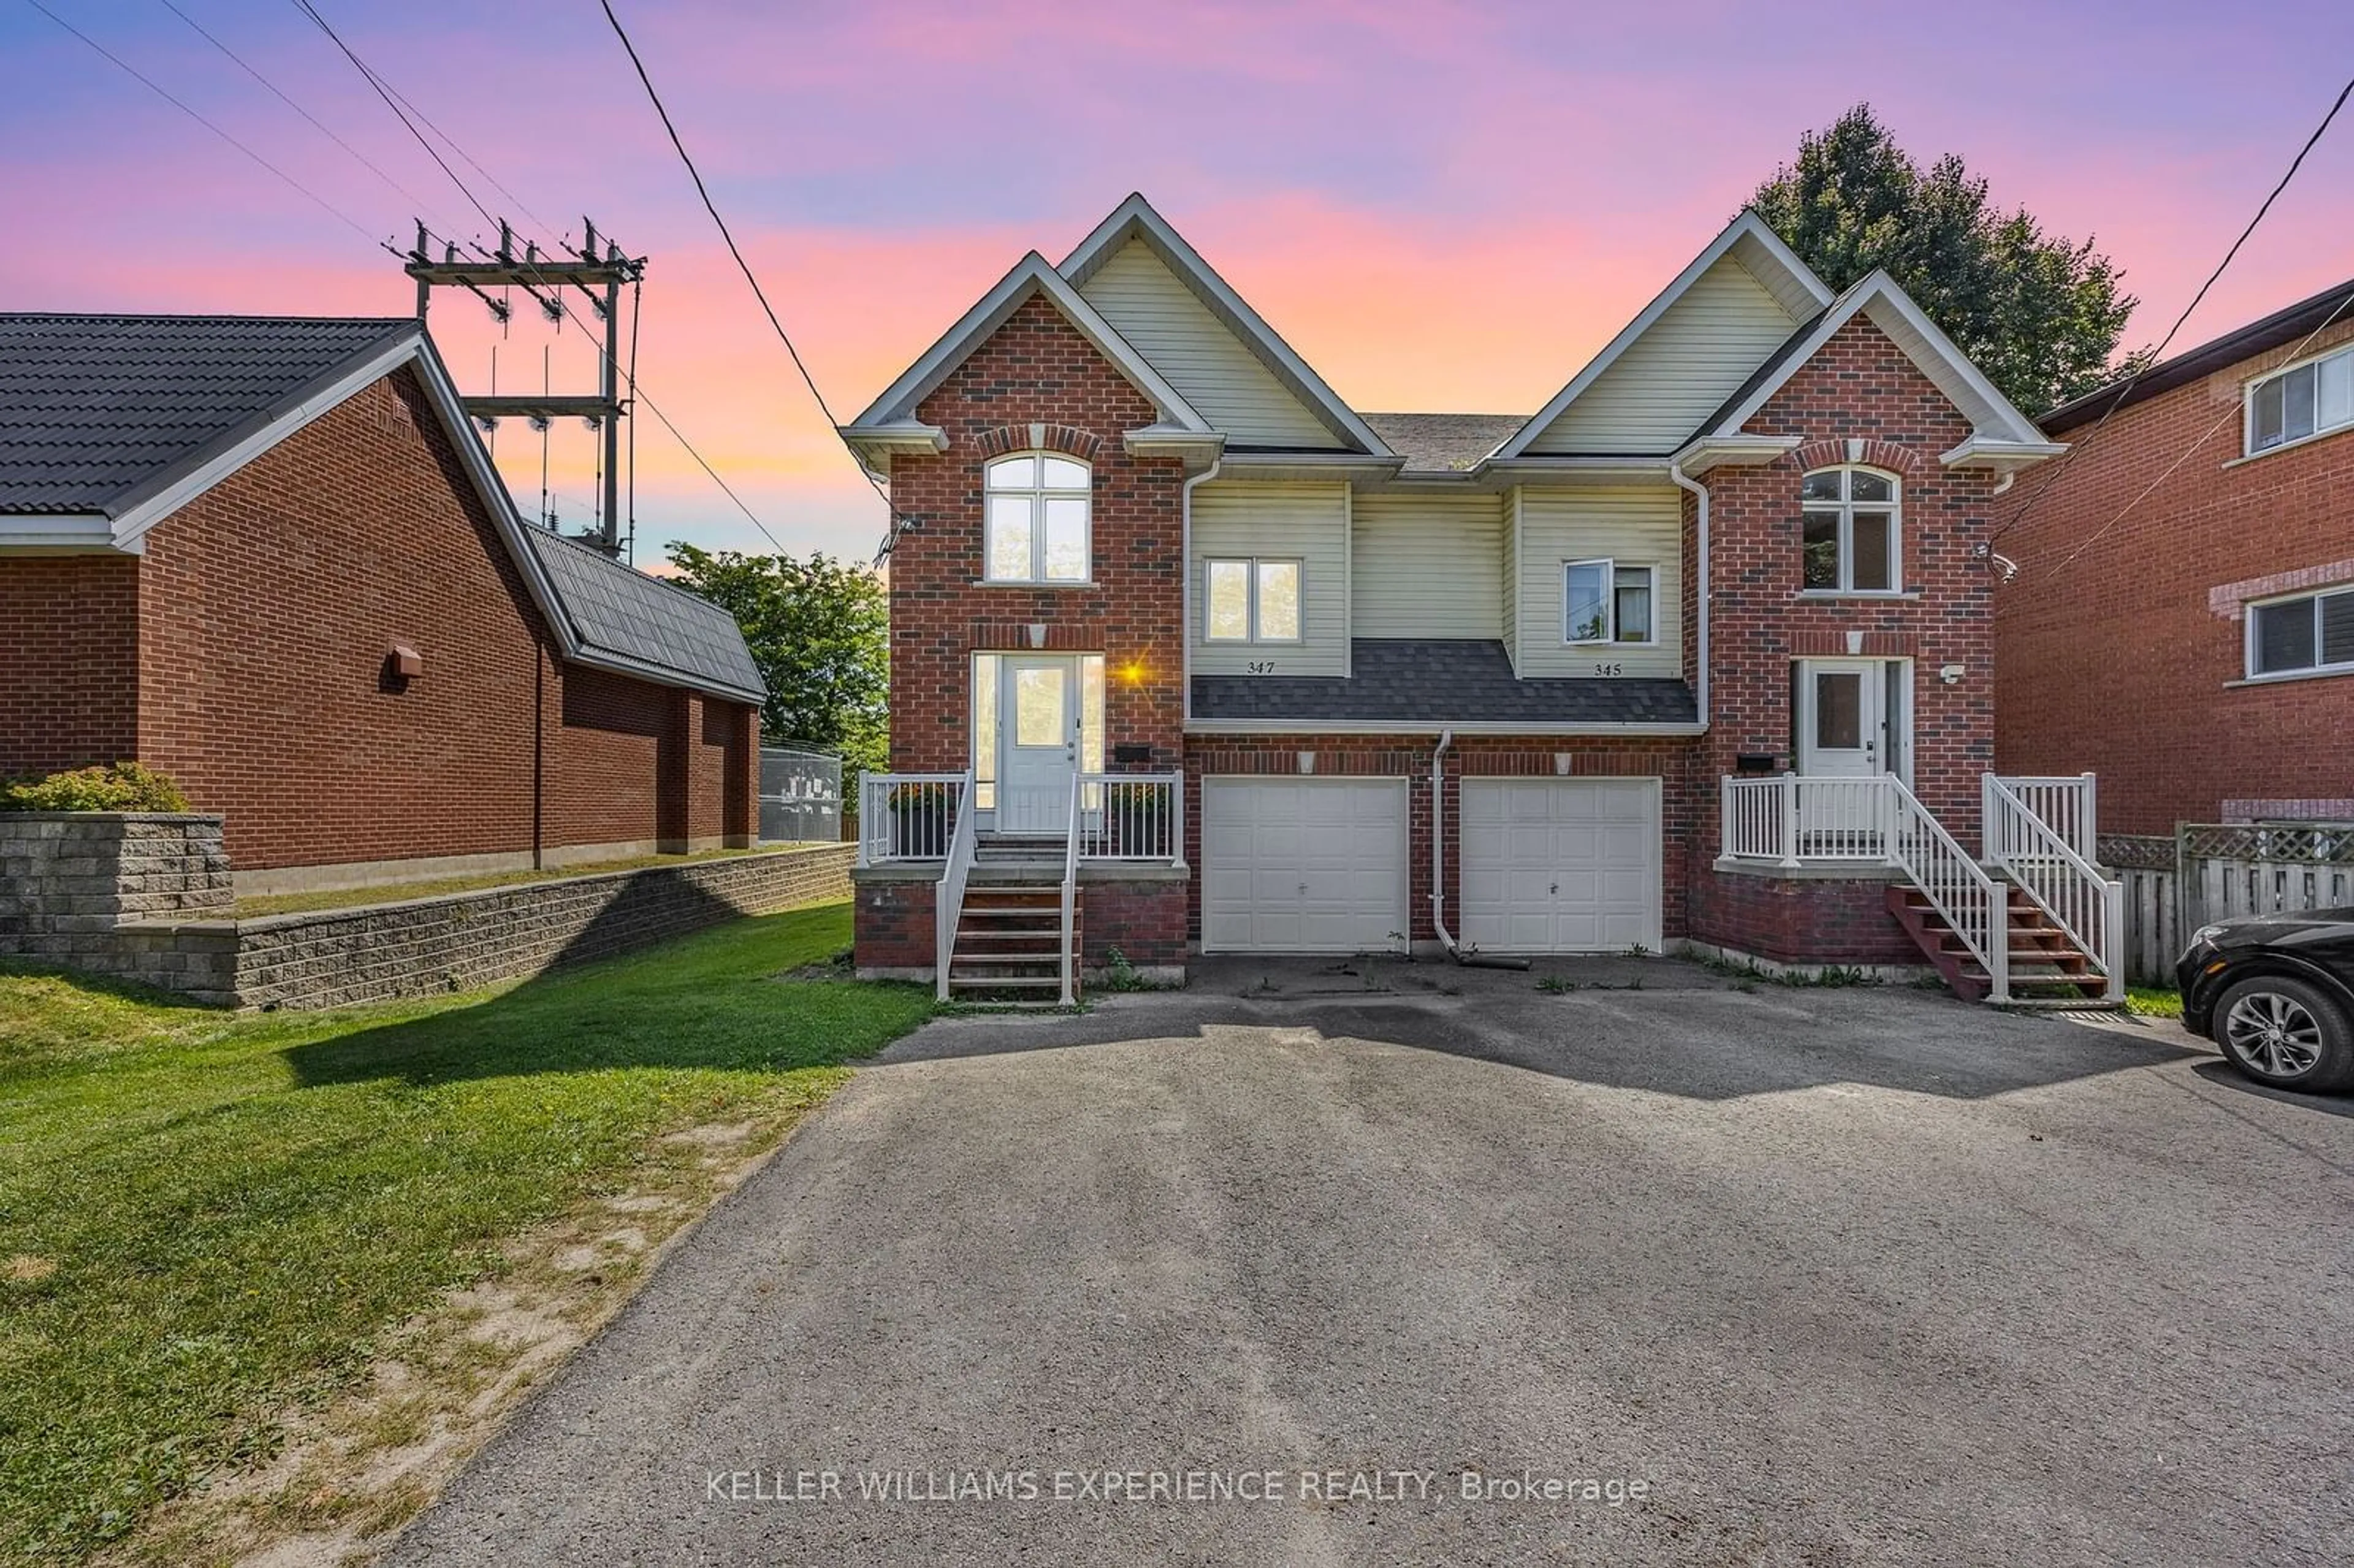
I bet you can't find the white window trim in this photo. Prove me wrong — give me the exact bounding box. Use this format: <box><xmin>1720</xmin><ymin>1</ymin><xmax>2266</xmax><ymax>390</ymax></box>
<box><xmin>2244</xmin><ymin>341</ymin><xmax>2354</xmax><ymax>459</ymax></box>
<box><xmin>1563</xmin><ymin>558</ymin><xmax>1659</xmax><ymax>647</ymax></box>
<box><xmin>2242</xmin><ymin>582</ymin><xmax>2354</xmax><ymax>681</ymax></box>
<box><xmin>1799</xmin><ymin>465</ymin><xmax>1903</xmax><ymax>596</ymax></box>
<box><xmin>1202</xmin><ymin>557</ymin><xmax>1305</xmax><ymax>644</ymax></box>
<box><xmin>981</xmin><ymin>451</ymin><xmax>1092</xmax><ymax>585</ymax></box>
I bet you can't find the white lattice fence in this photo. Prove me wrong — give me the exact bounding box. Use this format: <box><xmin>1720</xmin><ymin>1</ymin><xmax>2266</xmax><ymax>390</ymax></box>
<box><xmin>2101</xmin><ymin>824</ymin><xmax>2354</xmax><ymax>986</ymax></box>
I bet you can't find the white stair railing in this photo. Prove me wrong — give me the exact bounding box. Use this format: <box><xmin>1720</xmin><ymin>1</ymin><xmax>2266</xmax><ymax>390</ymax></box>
<box><xmin>1989</xmin><ymin>772</ymin><xmax>2097</xmax><ymax>862</ymax></box>
<box><xmin>1983</xmin><ymin>774</ymin><xmax>2124</xmax><ymax>1002</ymax></box>
<box><xmin>1886</xmin><ymin>774</ymin><xmax>2010</xmax><ymax>1003</ymax></box>
<box><xmin>1058</xmin><ymin>772</ymin><xmax>1081</xmax><ymax>1006</ymax></box>
<box><xmin>932</xmin><ymin>771</ymin><xmax>979</xmax><ymax>1002</ymax></box>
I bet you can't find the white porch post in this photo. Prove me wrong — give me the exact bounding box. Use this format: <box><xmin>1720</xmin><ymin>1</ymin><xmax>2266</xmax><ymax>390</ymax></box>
<box><xmin>1778</xmin><ymin>772</ymin><xmax>1800</xmax><ymax>869</ymax></box>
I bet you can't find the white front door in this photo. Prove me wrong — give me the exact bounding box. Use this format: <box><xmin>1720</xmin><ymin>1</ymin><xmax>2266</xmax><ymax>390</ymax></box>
<box><xmin>1797</xmin><ymin>660</ymin><xmax>1886</xmax><ymax>779</ymax></box>
<box><xmin>998</xmin><ymin>656</ymin><xmax>1078</xmax><ymax>833</ymax></box>
<box><xmin>1200</xmin><ymin>778</ymin><xmax>1409</xmax><ymax>953</ymax></box>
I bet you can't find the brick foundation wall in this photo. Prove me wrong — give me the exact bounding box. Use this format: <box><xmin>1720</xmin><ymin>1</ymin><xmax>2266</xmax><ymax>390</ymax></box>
<box><xmin>0</xmin><ymin>556</ymin><xmax>140</xmax><ymax>776</ymax></box>
<box><xmin>1081</xmin><ymin>879</ymin><xmax>1189</xmax><ymax>970</ymax></box>
<box><xmin>882</xmin><ymin>293</ymin><xmax>1188</xmax><ymax>777</ymax></box>
<box><xmin>855</xmin><ymin>877</ymin><xmax>937</xmax><ymax>973</ymax></box>
<box><xmin>1993</xmin><ymin>318</ymin><xmax>2354</xmax><ymax>834</ymax></box>
<box><xmin>1707</xmin><ymin>316</ymin><xmax>2003</xmax><ymax>837</ymax></box>
<box><xmin>1687</xmin><ymin>869</ymin><xmax>1919</xmax><ymax>967</ymax></box>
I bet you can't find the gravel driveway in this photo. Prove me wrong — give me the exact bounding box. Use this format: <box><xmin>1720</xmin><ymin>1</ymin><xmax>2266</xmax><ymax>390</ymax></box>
<box><xmin>389</xmin><ymin>959</ymin><xmax>2354</xmax><ymax>1566</ymax></box>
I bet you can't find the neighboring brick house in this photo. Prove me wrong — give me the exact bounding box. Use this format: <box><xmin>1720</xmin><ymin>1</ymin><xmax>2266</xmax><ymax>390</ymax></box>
<box><xmin>843</xmin><ymin>196</ymin><xmax>2103</xmax><ymax>1002</ymax></box>
<box><xmin>0</xmin><ymin>314</ymin><xmax>766</xmax><ymax>893</ymax></box>
<box><xmin>1994</xmin><ymin>279</ymin><xmax>2354</xmax><ymax>833</ymax></box>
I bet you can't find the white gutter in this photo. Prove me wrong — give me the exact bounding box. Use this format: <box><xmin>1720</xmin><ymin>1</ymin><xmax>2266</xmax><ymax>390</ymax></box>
<box><xmin>1180</xmin><ymin>456</ymin><xmax>1222</xmax><ymax>723</ymax></box>
<box><xmin>1431</xmin><ymin>727</ymin><xmax>1458</xmax><ymax>957</ymax></box>
<box><xmin>1182</xmin><ymin>720</ymin><xmax>1708</xmax><ymax>737</ymax></box>
<box><xmin>1669</xmin><ymin>461</ymin><xmax>1710</xmax><ymax>733</ymax></box>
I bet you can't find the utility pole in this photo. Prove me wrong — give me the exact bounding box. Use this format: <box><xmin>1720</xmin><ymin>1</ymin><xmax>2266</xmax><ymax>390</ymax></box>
<box><xmin>405</xmin><ymin>219</ymin><xmax>645</xmax><ymax>558</ymax></box>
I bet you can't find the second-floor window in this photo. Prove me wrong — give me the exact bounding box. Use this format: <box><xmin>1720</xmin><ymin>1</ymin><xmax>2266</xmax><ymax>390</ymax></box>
<box><xmin>1800</xmin><ymin>466</ymin><xmax>1900</xmax><ymax>593</ymax></box>
<box><xmin>1564</xmin><ymin>559</ymin><xmax>1654</xmax><ymax>644</ymax></box>
<box><xmin>984</xmin><ymin>453</ymin><xmax>1091</xmax><ymax>583</ymax></box>
<box><xmin>2247</xmin><ymin>343</ymin><xmax>2354</xmax><ymax>455</ymax></box>
<box><xmin>1204</xmin><ymin>558</ymin><xmax>1301</xmax><ymax>642</ymax></box>
<box><xmin>2248</xmin><ymin>584</ymin><xmax>2354</xmax><ymax>679</ymax></box>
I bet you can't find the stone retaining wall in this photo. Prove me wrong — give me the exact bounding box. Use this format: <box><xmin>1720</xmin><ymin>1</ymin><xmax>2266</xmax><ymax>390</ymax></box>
<box><xmin>0</xmin><ymin>813</ymin><xmax>235</xmax><ymax>992</ymax></box>
<box><xmin>1</xmin><ymin>820</ymin><xmax>851</xmax><ymax>1009</ymax></box>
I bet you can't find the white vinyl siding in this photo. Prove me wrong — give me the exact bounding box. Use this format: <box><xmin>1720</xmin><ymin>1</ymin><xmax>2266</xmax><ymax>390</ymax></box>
<box><xmin>1190</xmin><ymin>481</ymin><xmax>1348</xmax><ymax>676</ymax></box>
<box><xmin>1076</xmin><ymin>239</ymin><xmax>1341</xmax><ymax>449</ymax></box>
<box><xmin>1351</xmin><ymin>490</ymin><xmax>1505</xmax><ymax>639</ymax></box>
<box><xmin>1515</xmin><ymin>485</ymin><xmax>1682</xmax><ymax>678</ymax></box>
<box><xmin>1524</xmin><ymin>254</ymin><xmax>1800</xmax><ymax>454</ymax></box>
<box><xmin>1499</xmin><ymin>489</ymin><xmax>1520</xmax><ymax>664</ymax></box>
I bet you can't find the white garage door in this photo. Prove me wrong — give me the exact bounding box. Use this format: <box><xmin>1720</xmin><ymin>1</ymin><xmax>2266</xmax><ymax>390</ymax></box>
<box><xmin>1460</xmin><ymin>778</ymin><xmax>1661</xmax><ymax>953</ymax></box>
<box><xmin>1202</xmin><ymin>778</ymin><xmax>1409</xmax><ymax>953</ymax></box>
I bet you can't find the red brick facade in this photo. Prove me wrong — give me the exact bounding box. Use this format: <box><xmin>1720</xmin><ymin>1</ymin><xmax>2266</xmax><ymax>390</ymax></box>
<box><xmin>0</xmin><ymin>365</ymin><xmax>759</xmax><ymax>873</ymax></box>
<box><xmin>1994</xmin><ymin>318</ymin><xmax>2354</xmax><ymax>833</ymax></box>
<box><xmin>858</xmin><ymin>294</ymin><xmax>2007</xmax><ymax>975</ymax></box>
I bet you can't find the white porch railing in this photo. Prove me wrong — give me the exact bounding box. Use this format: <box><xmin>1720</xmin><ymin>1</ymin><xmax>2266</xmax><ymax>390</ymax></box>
<box><xmin>1058</xmin><ymin>773</ymin><xmax>1081</xmax><ymax>1007</ymax></box>
<box><xmin>1889</xmin><ymin>775</ymin><xmax>2008</xmax><ymax>1002</ymax></box>
<box><xmin>934</xmin><ymin>772</ymin><xmax>980</xmax><ymax>1002</ymax></box>
<box><xmin>1074</xmin><ymin>772</ymin><xmax>1184</xmax><ymax>862</ymax></box>
<box><xmin>1720</xmin><ymin>774</ymin><xmax>1895</xmax><ymax>866</ymax></box>
<box><xmin>1984</xmin><ymin>775</ymin><xmax>2124</xmax><ymax>1002</ymax></box>
<box><xmin>857</xmin><ymin>773</ymin><xmax>966</xmax><ymax>865</ymax></box>
<box><xmin>1989</xmin><ymin>773</ymin><xmax>2097</xmax><ymax>862</ymax></box>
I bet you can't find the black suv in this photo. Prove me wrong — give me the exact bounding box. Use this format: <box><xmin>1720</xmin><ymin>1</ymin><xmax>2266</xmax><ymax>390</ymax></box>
<box><xmin>2179</xmin><ymin>909</ymin><xmax>2354</xmax><ymax>1094</ymax></box>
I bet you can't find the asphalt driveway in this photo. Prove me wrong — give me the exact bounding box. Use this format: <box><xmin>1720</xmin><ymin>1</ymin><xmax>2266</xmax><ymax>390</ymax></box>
<box><xmin>390</xmin><ymin>957</ymin><xmax>2354</xmax><ymax>1566</ymax></box>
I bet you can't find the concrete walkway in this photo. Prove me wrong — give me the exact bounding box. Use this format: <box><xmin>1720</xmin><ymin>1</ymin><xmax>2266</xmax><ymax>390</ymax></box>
<box><xmin>389</xmin><ymin>959</ymin><xmax>2354</xmax><ymax>1566</ymax></box>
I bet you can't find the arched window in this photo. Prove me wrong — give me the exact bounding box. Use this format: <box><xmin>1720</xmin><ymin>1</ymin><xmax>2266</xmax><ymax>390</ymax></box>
<box><xmin>1799</xmin><ymin>466</ymin><xmax>1899</xmax><ymax>594</ymax></box>
<box><xmin>983</xmin><ymin>453</ymin><xmax>1091</xmax><ymax>583</ymax></box>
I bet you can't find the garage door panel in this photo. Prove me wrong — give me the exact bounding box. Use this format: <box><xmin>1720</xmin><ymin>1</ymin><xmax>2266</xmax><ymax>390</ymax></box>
<box><xmin>1202</xmin><ymin>779</ymin><xmax>1408</xmax><ymax>953</ymax></box>
<box><xmin>1458</xmin><ymin>778</ymin><xmax>1661</xmax><ymax>954</ymax></box>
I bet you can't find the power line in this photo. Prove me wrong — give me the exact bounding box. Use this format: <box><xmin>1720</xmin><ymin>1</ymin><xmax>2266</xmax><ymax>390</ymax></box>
<box><xmin>1992</xmin><ymin>73</ymin><xmax>2354</xmax><ymax>547</ymax></box>
<box><xmin>25</xmin><ymin>0</ymin><xmax>379</xmax><ymax>243</ymax></box>
<box><xmin>2017</xmin><ymin>282</ymin><xmax>2354</xmax><ymax>594</ymax></box>
<box><xmin>156</xmin><ymin>0</ymin><xmax>442</xmax><ymax>223</ymax></box>
<box><xmin>595</xmin><ymin>0</ymin><xmax>905</xmax><ymax>538</ymax></box>
<box><xmin>282</xmin><ymin>1</ymin><xmax>794</xmax><ymax>555</ymax></box>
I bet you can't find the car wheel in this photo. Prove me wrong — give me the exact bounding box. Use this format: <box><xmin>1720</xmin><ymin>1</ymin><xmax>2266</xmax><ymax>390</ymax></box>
<box><xmin>2214</xmin><ymin>975</ymin><xmax>2354</xmax><ymax>1094</ymax></box>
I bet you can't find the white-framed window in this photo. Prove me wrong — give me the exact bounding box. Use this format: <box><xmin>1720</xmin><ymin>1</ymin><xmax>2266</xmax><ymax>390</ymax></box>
<box><xmin>1563</xmin><ymin>559</ymin><xmax>1655</xmax><ymax>645</ymax></box>
<box><xmin>1800</xmin><ymin>466</ymin><xmax>1900</xmax><ymax>594</ymax></box>
<box><xmin>2247</xmin><ymin>584</ymin><xmax>2354</xmax><ymax>679</ymax></box>
<box><xmin>983</xmin><ymin>452</ymin><xmax>1091</xmax><ymax>583</ymax></box>
<box><xmin>1203</xmin><ymin>558</ymin><xmax>1302</xmax><ymax>643</ymax></box>
<box><xmin>2246</xmin><ymin>343</ymin><xmax>2354</xmax><ymax>456</ymax></box>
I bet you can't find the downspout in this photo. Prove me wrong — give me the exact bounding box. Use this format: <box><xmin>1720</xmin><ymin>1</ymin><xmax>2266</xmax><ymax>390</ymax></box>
<box><xmin>1669</xmin><ymin>462</ymin><xmax>1709</xmax><ymax>731</ymax></box>
<box><xmin>1181</xmin><ymin>457</ymin><xmax>1222</xmax><ymax>726</ymax></box>
<box><xmin>1431</xmin><ymin>726</ymin><xmax>1529</xmax><ymax>970</ymax></box>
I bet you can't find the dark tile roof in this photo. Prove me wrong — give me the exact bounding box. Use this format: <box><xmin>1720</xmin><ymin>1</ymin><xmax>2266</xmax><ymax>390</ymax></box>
<box><xmin>520</xmin><ymin>528</ymin><xmax>767</xmax><ymax>703</ymax></box>
<box><xmin>0</xmin><ymin>314</ymin><xmax>417</xmax><ymax>514</ymax></box>
<box><xmin>1193</xmin><ymin>639</ymin><xmax>1696</xmax><ymax>725</ymax></box>
<box><xmin>1686</xmin><ymin>306</ymin><xmax>1827</xmax><ymax>444</ymax></box>
<box><xmin>1360</xmin><ymin>413</ymin><xmax>1526</xmax><ymax>471</ymax></box>
<box><xmin>2038</xmin><ymin>275</ymin><xmax>2354</xmax><ymax>432</ymax></box>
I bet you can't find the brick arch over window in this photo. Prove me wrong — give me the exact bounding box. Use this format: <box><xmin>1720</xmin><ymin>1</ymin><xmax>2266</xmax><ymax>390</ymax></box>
<box><xmin>972</xmin><ymin>424</ymin><xmax>1105</xmax><ymax>462</ymax></box>
<box><xmin>1788</xmin><ymin>437</ymin><xmax>1929</xmax><ymax>475</ymax></box>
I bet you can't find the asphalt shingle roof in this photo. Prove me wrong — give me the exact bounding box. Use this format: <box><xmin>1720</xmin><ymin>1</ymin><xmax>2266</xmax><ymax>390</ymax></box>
<box><xmin>521</xmin><ymin>528</ymin><xmax>766</xmax><ymax>704</ymax></box>
<box><xmin>0</xmin><ymin>314</ymin><xmax>417</xmax><ymax>514</ymax></box>
<box><xmin>1192</xmin><ymin>639</ymin><xmax>1696</xmax><ymax>725</ymax></box>
<box><xmin>1360</xmin><ymin>413</ymin><xmax>1527</xmax><ymax>472</ymax></box>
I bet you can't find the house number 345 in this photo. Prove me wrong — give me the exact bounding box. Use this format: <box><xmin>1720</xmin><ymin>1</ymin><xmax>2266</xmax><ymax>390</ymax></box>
<box><xmin>1592</xmin><ymin>661</ymin><xmax>1624</xmax><ymax>677</ymax></box>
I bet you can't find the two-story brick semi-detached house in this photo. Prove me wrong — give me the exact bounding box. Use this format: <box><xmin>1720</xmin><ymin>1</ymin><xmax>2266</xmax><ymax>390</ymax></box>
<box><xmin>0</xmin><ymin>314</ymin><xmax>766</xmax><ymax>894</ymax></box>
<box><xmin>845</xmin><ymin>195</ymin><xmax>2122</xmax><ymax>1004</ymax></box>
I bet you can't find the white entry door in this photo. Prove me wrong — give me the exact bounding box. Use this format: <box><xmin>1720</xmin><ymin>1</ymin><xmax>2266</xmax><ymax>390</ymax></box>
<box><xmin>998</xmin><ymin>656</ymin><xmax>1077</xmax><ymax>832</ymax></box>
<box><xmin>1201</xmin><ymin>778</ymin><xmax>1409</xmax><ymax>953</ymax></box>
<box><xmin>1460</xmin><ymin>779</ymin><xmax>1662</xmax><ymax>953</ymax></box>
<box><xmin>1797</xmin><ymin>660</ymin><xmax>1886</xmax><ymax>779</ymax></box>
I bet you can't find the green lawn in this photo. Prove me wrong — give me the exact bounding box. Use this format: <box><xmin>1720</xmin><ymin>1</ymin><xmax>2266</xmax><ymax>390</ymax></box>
<box><xmin>2127</xmin><ymin>986</ymin><xmax>2185</xmax><ymax>1018</ymax></box>
<box><xmin>0</xmin><ymin>905</ymin><xmax>929</xmax><ymax>1566</ymax></box>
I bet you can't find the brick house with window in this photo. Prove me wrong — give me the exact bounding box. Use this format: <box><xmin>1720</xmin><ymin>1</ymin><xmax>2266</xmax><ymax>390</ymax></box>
<box><xmin>1994</xmin><ymin>278</ymin><xmax>2354</xmax><ymax>833</ymax></box>
<box><xmin>0</xmin><ymin>314</ymin><xmax>765</xmax><ymax>894</ymax></box>
<box><xmin>844</xmin><ymin>196</ymin><xmax>2116</xmax><ymax>1003</ymax></box>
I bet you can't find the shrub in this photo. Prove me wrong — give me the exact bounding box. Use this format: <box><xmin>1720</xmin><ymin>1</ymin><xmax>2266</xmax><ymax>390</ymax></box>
<box><xmin>0</xmin><ymin>761</ymin><xmax>191</xmax><ymax>813</ymax></box>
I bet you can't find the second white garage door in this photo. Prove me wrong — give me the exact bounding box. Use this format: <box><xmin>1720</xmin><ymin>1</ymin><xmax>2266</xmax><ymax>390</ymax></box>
<box><xmin>1201</xmin><ymin>778</ymin><xmax>1409</xmax><ymax>953</ymax></box>
<box><xmin>1459</xmin><ymin>778</ymin><xmax>1661</xmax><ymax>953</ymax></box>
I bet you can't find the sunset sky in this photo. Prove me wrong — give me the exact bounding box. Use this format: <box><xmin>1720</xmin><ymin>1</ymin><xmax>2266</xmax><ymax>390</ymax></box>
<box><xmin>4</xmin><ymin>1</ymin><xmax>2351</xmax><ymax>568</ymax></box>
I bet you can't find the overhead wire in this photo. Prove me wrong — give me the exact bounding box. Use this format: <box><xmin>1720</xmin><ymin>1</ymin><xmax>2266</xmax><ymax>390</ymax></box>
<box><xmin>1991</xmin><ymin>73</ymin><xmax>2354</xmax><ymax>547</ymax></box>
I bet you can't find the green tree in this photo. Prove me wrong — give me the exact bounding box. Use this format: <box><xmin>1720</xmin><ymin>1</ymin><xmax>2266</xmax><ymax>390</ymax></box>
<box><xmin>664</xmin><ymin>543</ymin><xmax>888</xmax><ymax>779</ymax></box>
<box><xmin>1749</xmin><ymin>104</ymin><xmax>2136</xmax><ymax>415</ymax></box>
